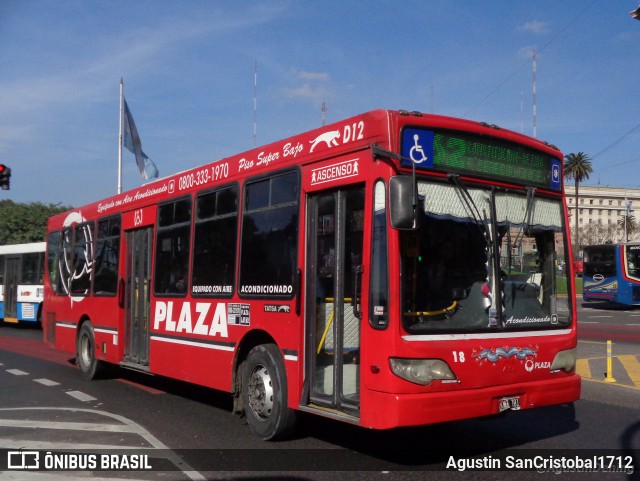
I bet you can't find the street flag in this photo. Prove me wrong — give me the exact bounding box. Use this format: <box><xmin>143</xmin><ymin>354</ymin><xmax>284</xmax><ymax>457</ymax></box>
<box><xmin>123</xmin><ymin>98</ymin><xmax>159</xmax><ymax>180</ymax></box>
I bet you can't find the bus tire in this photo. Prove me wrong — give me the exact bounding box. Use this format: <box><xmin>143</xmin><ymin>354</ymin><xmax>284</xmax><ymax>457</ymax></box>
<box><xmin>76</xmin><ymin>322</ymin><xmax>104</xmax><ymax>380</ymax></box>
<box><xmin>242</xmin><ymin>343</ymin><xmax>296</xmax><ymax>440</ymax></box>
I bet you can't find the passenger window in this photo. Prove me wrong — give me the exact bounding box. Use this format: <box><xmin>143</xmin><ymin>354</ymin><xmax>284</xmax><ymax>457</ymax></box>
<box><xmin>70</xmin><ymin>222</ymin><xmax>95</xmax><ymax>296</ymax></box>
<box><xmin>155</xmin><ymin>198</ymin><xmax>191</xmax><ymax>296</ymax></box>
<box><xmin>93</xmin><ymin>216</ymin><xmax>121</xmax><ymax>296</ymax></box>
<box><xmin>192</xmin><ymin>185</ymin><xmax>238</xmax><ymax>297</ymax></box>
<box><xmin>239</xmin><ymin>171</ymin><xmax>299</xmax><ymax>298</ymax></box>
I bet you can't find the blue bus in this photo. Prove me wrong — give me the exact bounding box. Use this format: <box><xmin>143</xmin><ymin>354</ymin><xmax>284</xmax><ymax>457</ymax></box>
<box><xmin>0</xmin><ymin>242</ymin><xmax>46</xmax><ymax>324</ymax></box>
<box><xmin>582</xmin><ymin>243</ymin><xmax>640</xmax><ymax>305</ymax></box>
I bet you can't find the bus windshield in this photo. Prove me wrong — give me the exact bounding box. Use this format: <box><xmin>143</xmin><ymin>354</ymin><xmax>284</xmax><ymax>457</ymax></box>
<box><xmin>400</xmin><ymin>180</ymin><xmax>571</xmax><ymax>333</ymax></box>
<box><xmin>583</xmin><ymin>245</ymin><xmax>617</xmax><ymax>277</ymax></box>
<box><xmin>626</xmin><ymin>245</ymin><xmax>640</xmax><ymax>280</ymax></box>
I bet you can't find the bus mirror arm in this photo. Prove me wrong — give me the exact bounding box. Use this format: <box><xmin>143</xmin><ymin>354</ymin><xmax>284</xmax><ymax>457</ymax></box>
<box><xmin>373</xmin><ymin>143</ymin><xmax>419</xmax><ymax>230</ymax></box>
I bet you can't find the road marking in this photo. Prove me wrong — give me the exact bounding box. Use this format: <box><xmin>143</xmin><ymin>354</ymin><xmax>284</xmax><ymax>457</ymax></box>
<box><xmin>617</xmin><ymin>355</ymin><xmax>640</xmax><ymax>388</ymax></box>
<box><xmin>0</xmin><ymin>436</ymin><xmax>147</xmax><ymax>451</ymax></box>
<box><xmin>576</xmin><ymin>358</ymin><xmax>591</xmax><ymax>379</ymax></box>
<box><xmin>0</xmin><ymin>419</ymin><xmax>138</xmax><ymax>432</ymax></box>
<box><xmin>578</xmin><ymin>353</ymin><xmax>640</xmax><ymax>390</ymax></box>
<box><xmin>33</xmin><ymin>378</ymin><xmax>60</xmax><ymax>386</ymax></box>
<box><xmin>0</xmin><ymin>407</ymin><xmax>205</xmax><ymax>480</ymax></box>
<box><xmin>6</xmin><ymin>369</ymin><xmax>28</xmax><ymax>376</ymax></box>
<box><xmin>579</xmin><ymin>321</ymin><xmax>599</xmax><ymax>324</ymax></box>
<box><xmin>586</xmin><ymin>315</ymin><xmax>613</xmax><ymax>318</ymax></box>
<box><xmin>582</xmin><ymin>377</ymin><xmax>640</xmax><ymax>390</ymax></box>
<box><xmin>66</xmin><ymin>390</ymin><xmax>97</xmax><ymax>402</ymax></box>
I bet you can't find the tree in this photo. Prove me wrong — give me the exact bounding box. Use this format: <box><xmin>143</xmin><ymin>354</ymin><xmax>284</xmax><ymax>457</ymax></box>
<box><xmin>617</xmin><ymin>213</ymin><xmax>638</xmax><ymax>242</ymax></box>
<box><xmin>576</xmin><ymin>223</ymin><xmax>616</xmax><ymax>246</ymax></box>
<box><xmin>564</xmin><ymin>152</ymin><xmax>593</xmax><ymax>253</ymax></box>
<box><xmin>0</xmin><ymin>200</ymin><xmax>71</xmax><ymax>245</ymax></box>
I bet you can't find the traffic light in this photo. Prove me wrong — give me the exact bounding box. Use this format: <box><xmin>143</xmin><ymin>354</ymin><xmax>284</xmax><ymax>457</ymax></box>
<box><xmin>0</xmin><ymin>164</ymin><xmax>10</xmax><ymax>190</ymax></box>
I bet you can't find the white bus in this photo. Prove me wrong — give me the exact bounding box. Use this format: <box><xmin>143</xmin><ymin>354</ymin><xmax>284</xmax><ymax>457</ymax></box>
<box><xmin>0</xmin><ymin>242</ymin><xmax>46</xmax><ymax>324</ymax></box>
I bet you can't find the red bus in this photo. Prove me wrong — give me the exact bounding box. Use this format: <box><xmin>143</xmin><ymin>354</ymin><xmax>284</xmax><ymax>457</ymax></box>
<box><xmin>43</xmin><ymin>109</ymin><xmax>580</xmax><ymax>440</ymax></box>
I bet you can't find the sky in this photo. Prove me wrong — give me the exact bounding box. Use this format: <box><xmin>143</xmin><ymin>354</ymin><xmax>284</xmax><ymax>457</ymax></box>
<box><xmin>1</xmin><ymin>0</ymin><xmax>639</xmax><ymax>207</ymax></box>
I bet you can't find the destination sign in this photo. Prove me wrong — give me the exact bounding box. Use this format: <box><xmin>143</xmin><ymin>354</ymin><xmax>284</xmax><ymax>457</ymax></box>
<box><xmin>400</xmin><ymin>128</ymin><xmax>561</xmax><ymax>191</ymax></box>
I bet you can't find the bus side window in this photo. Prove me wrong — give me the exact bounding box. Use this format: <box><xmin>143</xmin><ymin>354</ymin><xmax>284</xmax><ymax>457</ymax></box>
<box><xmin>154</xmin><ymin>197</ymin><xmax>192</xmax><ymax>296</ymax></box>
<box><xmin>70</xmin><ymin>221</ymin><xmax>95</xmax><ymax>296</ymax></box>
<box><xmin>239</xmin><ymin>171</ymin><xmax>299</xmax><ymax>298</ymax></box>
<box><xmin>93</xmin><ymin>216</ymin><xmax>121</xmax><ymax>296</ymax></box>
<box><xmin>21</xmin><ymin>253</ymin><xmax>42</xmax><ymax>285</ymax></box>
<box><xmin>370</xmin><ymin>180</ymin><xmax>389</xmax><ymax>329</ymax></box>
<box><xmin>192</xmin><ymin>185</ymin><xmax>238</xmax><ymax>297</ymax></box>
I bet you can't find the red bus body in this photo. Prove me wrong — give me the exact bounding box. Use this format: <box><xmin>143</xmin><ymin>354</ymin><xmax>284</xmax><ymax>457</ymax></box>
<box><xmin>43</xmin><ymin>109</ymin><xmax>580</xmax><ymax>439</ymax></box>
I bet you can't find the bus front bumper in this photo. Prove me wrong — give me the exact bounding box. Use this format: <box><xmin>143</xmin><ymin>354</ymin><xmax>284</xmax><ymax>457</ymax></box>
<box><xmin>362</xmin><ymin>374</ymin><xmax>581</xmax><ymax>430</ymax></box>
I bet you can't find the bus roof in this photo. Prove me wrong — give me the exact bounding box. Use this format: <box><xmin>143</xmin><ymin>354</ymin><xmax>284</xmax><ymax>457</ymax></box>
<box><xmin>0</xmin><ymin>242</ymin><xmax>46</xmax><ymax>255</ymax></box>
<box><xmin>584</xmin><ymin>242</ymin><xmax>640</xmax><ymax>248</ymax></box>
<box><xmin>48</xmin><ymin>109</ymin><xmax>563</xmax><ymax>227</ymax></box>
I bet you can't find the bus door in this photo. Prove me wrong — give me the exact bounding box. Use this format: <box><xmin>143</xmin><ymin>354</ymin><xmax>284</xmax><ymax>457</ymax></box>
<box><xmin>123</xmin><ymin>227</ymin><xmax>153</xmax><ymax>368</ymax></box>
<box><xmin>3</xmin><ymin>256</ymin><xmax>21</xmax><ymax>322</ymax></box>
<box><xmin>305</xmin><ymin>185</ymin><xmax>365</xmax><ymax>416</ymax></box>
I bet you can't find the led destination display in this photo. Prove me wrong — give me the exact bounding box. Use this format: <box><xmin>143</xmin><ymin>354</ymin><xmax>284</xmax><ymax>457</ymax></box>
<box><xmin>401</xmin><ymin>128</ymin><xmax>561</xmax><ymax>190</ymax></box>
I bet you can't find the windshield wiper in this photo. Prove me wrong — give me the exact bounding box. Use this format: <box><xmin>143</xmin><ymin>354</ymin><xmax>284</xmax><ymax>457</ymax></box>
<box><xmin>487</xmin><ymin>187</ymin><xmax>503</xmax><ymax>324</ymax></box>
<box><xmin>448</xmin><ymin>174</ymin><xmax>491</xmax><ymax>246</ymax></box>
<box><xmin>513</xmin><ymin>187</ymin><xmax>536</xmax><ymax>249</ymax></box>
<box><xmin>448</xmin><ymin>175</ymin><xmax>502</xmax><ymax>326</ymax></box>
<box><xmin>524</xmin><ymin>187</ymin><xmax>536</xmax><ymax>230</ymax></box>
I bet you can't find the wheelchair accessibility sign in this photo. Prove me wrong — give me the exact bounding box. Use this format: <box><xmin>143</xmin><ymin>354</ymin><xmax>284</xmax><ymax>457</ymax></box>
<box><xmin>550</xmin><ymin>158</ymin><xmax>561</xmax><ymax>190</ymax></box>
<box><xmin>401</xmin><ymin>129</ymin><xmax>435</xmax><ymax>168</ymax></box>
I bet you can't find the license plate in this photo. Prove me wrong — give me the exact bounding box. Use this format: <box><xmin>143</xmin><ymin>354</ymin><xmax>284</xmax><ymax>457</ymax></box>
<box><xmin>498</xmin><ymin>396</ymin><xmax>521</xmax><ymax>412</ymax></box>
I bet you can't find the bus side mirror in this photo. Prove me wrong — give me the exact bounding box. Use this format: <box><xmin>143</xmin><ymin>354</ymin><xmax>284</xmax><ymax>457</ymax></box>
<box><xmin>389</xmin><ymin>176</ymin><xmax>418</xmax><ymax>230</ymax></box>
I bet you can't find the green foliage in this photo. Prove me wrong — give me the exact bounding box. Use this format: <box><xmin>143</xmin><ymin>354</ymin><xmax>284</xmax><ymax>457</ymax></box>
<box><xmin>0</xmin><ymin>200</ymin><xmax>71</xmax><ymax>245</ymax></box>
<box><xmin>564</xmin><ymin>151</ymin><xmax>593</xmax><ymax>249</ymax></box>
<box><xmin>555</xmin><ymin>276</ymin><xmax>582</xmax><ymax>296</ymax></box>
<box><xmin>564</xmin><ymin>152</ymin><xmax>593</xmax><ymax>185</ymax></box>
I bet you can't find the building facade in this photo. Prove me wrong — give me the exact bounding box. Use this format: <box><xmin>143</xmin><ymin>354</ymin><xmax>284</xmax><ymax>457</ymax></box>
<box><xmin>565</xmin><ymin>185</ymin><xmax>640</xmax><ymax>245</ymax></box>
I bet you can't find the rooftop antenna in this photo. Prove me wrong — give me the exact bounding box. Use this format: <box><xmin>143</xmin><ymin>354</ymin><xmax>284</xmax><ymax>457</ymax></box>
<box><xmin>532</xmin><ymin>49</ymin><xmax>537</xmax><ymax>138</ymax></box>
<box><xmin>321</xmin><ymin>101</ymin><xmax>327</xmax><ymax>126</ymax></box>
<box><xmin>253</xmin><ymin>60</ymin><xmax>257</xmax><ymax>147</ymax></box>
<box><xmin>520</xmin><ymin>90</ymin><xmax>524</xmax><ymax>134</ymax></box>
<box><xmin>118</xmin><ymin>78</ymin><xmax>123</xmax><ymax>194</ymax></box>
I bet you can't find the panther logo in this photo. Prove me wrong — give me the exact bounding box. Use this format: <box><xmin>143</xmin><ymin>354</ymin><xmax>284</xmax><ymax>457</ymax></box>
<box><xmin>309</xmin><ymin>130</ymin><xmax>341</xmax><ymax>153</ymax></box>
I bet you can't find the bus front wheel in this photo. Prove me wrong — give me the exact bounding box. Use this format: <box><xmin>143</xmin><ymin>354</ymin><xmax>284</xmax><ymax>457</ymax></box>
<box><xmin>242</xmin><ymin>343</ymin><xmax>296</xmax><ymax>440</ymax></box>
<box><xmin>76</xmin><ymin>322</ymin><xmax>104</xmax><ymax>380</ymax></box>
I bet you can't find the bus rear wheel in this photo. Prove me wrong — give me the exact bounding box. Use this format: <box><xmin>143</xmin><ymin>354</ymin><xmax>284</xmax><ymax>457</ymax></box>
<box><xmin>76</xmin><ymin>322</ymin><xmax>104</xmax><ymax>380</ymax></box>
<box><xmin>242</xmin><ymin>343</ymin><xmax>296</xmax><ymax>440</ymax></box>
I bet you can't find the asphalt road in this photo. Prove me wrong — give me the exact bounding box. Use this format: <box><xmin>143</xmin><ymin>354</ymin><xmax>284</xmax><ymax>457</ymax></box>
<box><xmin>0</xmin><ymin>323</ymin><xmax>638</xmax><ymax>481</ymax></box>
<box><xmin>578</xmin><ymin>299</ymin><xmax>640</xmax><ymax>342</ymax></box>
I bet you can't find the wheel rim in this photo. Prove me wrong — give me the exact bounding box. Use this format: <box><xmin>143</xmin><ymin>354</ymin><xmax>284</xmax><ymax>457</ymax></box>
<box><xmin>247</xmin><ymin>364</ymin><xmax>274</xmax><ymax>421</ymax></box>
<box><xmin>79</xmin><ymin>332</ymin><xmax>92</xmax><ymax>369</ymax></box>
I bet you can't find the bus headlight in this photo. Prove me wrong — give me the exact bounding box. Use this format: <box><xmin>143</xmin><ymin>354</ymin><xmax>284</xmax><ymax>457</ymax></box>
<box><xmin>389</xmin><ymin>358</ymin><xmax>456</xmax><ymax>385</ymax></box>
<box><xmin>550</xmin><ymin>348</ymin><xmax>577</xmax><ymax>373</ymax></box>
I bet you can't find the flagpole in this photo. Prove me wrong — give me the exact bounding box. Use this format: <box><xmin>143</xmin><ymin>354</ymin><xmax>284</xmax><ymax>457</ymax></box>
<box><xmin>118</xmin><ymin>78</ymin><xmax>123</xmax><ymax>194</ymax></box>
